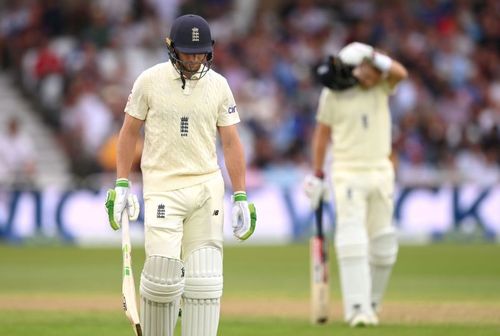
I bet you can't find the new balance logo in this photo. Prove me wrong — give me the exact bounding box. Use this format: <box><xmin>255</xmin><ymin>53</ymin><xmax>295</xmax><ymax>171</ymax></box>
<box><xmin>180</xmin><ymin>116</ymin><xmax>189</xmax><ymax>137</ymax></box>
<box><xmin>192</xmin><ymin>27</ymin><xmax>199</xmax><ymax>42</ymax></box>
<box><xmin>157</xmin><ymin>204</ymin><xmax>165</xmax><ymax>218</ymax></box>
<box><xmin>228</xmin><ymin>105</ymin><xmax>237</xmax><ymax>114</ymax></box>
<box><xmin>213</xmin><ymin>210</ymin><xmax>219</xmax><ymax>216</ymax></box>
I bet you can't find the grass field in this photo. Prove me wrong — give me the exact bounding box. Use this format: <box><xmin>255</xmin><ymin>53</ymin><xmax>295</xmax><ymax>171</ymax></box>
<box><xmin>1</xmin><ymin>243</ymin><xmax>500</xmax><ymax>335</ymax></box>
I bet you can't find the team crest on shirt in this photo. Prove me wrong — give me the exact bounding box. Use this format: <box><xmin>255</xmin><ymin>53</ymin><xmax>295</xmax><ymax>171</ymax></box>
<box><xmin>157</xmin><ymin>204</ymin><xmax>165</xmax><ymax>218</ymax></box>
<box><xmin>228</xmin><ymin>105</ymin><xmax>237</xmax><ymax>114</ymax></box>
<box><xmin>180</xmin><ymin>116</ymin><xmax>189</xmax><ymax>137</ymax></box>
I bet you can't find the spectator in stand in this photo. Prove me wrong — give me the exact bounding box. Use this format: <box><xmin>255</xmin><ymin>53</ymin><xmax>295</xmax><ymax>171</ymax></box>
<box><xmin>0</xmin><ymin>117</ymin><xmax>37</xmax><ymax>187</ymax></box>
<box><xmin>0</xmin><ymin>0</ymin><xmax>497</xmax><ymax>187</ymax></box>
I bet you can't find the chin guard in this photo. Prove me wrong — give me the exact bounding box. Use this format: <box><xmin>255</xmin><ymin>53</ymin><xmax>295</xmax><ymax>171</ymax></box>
<box><xmin>165</xmin><ymin>37</ymin><xmax>212</xmax><ymax>89</ymax></box>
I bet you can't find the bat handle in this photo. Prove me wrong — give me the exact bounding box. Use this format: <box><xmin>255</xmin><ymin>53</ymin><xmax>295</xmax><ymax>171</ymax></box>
<box><xmin>315</xmin><ymin>197</ymin><xmax>324</xmax><ymax>238</ymax></box>
<box><xmin>135</xmin><ymin>324</ymin><xmax>143</xmax><ymax>336</ymax></box>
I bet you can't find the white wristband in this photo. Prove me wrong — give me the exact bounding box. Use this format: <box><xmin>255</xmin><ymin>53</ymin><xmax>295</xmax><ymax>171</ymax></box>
<box><xmin>372</xmin><ymin>52</ymin><xmax>392</xmax><ymax>74</ymax></box>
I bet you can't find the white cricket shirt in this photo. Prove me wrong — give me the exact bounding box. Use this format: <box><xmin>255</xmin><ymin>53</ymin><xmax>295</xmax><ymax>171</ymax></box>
<box><xmin>125</xmin><ymin>61</ymin><xmax>240</xmax><ymax>192</ymax></box>
<box><xmin>316</xmin><ymin>82</ymin><xmax>394</xmax><ymax>170</ymax></box>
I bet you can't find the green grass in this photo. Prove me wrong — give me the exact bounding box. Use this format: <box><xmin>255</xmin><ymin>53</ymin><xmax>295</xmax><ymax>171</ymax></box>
<box><xmin>220</xmin><ymin>319</ymin><xmax>500</xmax><ymax>336</ymax></box>
<box><xmin>1</xmin><ymin>312</ymin><xmax>500</xmax><ymax>336</ymax></box>
<box><xmin>225</xmin><ymin>244</ymin><xmax>500</xmax><ymax>301</ymax></box>
<box><xmin>1</xmin><ymin>243</ymin><xmax>500</xmax><ymax>335</ymax></box>
<box><xmin>1</xmin><ymin>313</ymin><xmax>499</xmax><ymax>336</ymax></box>
<box><xmin>0</xmin><ymin>311</ymin><xmax>128</xmax><ymax>336</ymax></box>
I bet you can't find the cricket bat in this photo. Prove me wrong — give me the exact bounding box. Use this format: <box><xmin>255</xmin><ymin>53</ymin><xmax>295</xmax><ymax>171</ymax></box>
<box><xmin>121</xmin><ymin>213</ymin><xmax>143</xmax><ymax>336</ymax></box>
<box><xmin>310</xmin><ymin>198</ymin><xmax>329</xmax><ymax>324</ymax></box>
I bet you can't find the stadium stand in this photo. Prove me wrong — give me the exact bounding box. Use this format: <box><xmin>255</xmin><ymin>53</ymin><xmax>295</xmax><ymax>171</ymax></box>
<box><xmin>0</xmin><ymin>0</ymin><xmax>498</xmax><ymax>188</ymax></box>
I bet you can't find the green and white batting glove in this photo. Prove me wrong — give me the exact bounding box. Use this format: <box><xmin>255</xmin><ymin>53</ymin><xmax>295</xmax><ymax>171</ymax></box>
<box><xmin>231</xmin><ymin>191</ymin><xmax>256</xmax><ymax>241</ymax></box>
<box><xmin>105</xmin><ymin>178</ymin><xmax>140</xmax><ymax>230</ymax></box>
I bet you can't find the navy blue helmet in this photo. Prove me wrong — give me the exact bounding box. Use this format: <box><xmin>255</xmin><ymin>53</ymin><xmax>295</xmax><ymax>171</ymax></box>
<box><xmin>166</xmin><ymin>14</ymin><xmax>214</xmax><ymax>84</ymax></box>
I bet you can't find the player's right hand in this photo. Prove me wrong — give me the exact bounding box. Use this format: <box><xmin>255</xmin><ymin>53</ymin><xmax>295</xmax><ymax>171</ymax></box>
<box><xmin>105</xmin><ymin>178</ymin><xmax>140</xmax><ymax>230</ymax></box>
<box><xmin>338</xmin><ymin>42</ymin><xmax>373</xmax><ymax>66</ymax></box>
<box><xmin>303</xmin><ymin>174</ymin><xmax>328</xmax><ymax>210</ymax></box>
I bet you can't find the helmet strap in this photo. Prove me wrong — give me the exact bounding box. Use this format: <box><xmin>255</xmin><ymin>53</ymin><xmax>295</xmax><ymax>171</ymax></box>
<box><xmin>165</xmin><ymin>38</ymin><xmax>212</xmax><ymax>89</ymax></box>
<box><xmin>180</xmin><ymin>74</ymin><xmax>186</xmax><ymax>90</ymax></box>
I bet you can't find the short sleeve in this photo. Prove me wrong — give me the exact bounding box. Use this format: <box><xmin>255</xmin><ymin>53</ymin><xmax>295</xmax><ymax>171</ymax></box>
<box><xmin>316</xmin><ymin>88</ymin><xmax>335</xmax><ymax>125</ymax></box>
<box><xmin>124</xmin><ymin>72</ymin><xmax>149</xmax><ymax>120</ymax></box>
<box><xmin>217</xmin><ymin>79</ymin><xmax>240</xmax><ymax>127</ymax></box>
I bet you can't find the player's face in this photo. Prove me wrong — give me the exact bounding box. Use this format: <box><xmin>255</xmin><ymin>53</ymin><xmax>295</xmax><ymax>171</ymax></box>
<box><xmin>354</xmin><ymin>61</ymin><xmax>382</xmax><ymax>89</ymax></box>
<box><xmin>177</xmin><ymin>52</ymin><xmax>207</xmax><ymax>77</ymax></box>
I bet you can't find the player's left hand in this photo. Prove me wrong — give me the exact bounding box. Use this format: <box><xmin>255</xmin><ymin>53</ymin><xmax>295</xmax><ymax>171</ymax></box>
<box><xmin>231</xmin><ymin>191</ymin><xmax>256</xmax><ymax>240</ymax></box>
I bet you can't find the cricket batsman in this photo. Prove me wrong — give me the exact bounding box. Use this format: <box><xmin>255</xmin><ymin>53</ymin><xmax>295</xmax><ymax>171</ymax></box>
<box><xmin>305</xmin><ymin>42</ymin><xmax>408</xmax><ymax>327</ymax></box>
<box><xmin>105</xmin><ymin>14</ymin><xmax>256</xmax><ymax>336</ymax></box>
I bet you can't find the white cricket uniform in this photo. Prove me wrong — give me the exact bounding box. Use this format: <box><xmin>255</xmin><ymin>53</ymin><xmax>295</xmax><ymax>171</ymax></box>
<box><xmin>316</xmin><ymin>81</ymin><xmax>395</xmax><ymax>238</ymax></box>
<box><xmin>125</xmin><ymin>61</ymin><xmax>240</xmax><ymax>259</ymax></box>
<box><xmin>317</xmin><ymin>80</ymin><xmax>399</xmax><ymax>322</ymax></box>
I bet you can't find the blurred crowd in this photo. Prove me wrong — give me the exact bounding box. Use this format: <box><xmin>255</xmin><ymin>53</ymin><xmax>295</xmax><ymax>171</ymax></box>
<box><xmin>0</xmin><ymin>0</ymin><xmax>498</xmax><ymax>188</ymax></box>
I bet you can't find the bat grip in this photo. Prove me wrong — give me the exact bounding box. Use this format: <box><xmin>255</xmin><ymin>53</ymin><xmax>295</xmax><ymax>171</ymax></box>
<box><xmin>135</xmin><ymin>324</ymin><xmax>143</xmax><ymax>336</ymax></box>
<box><xmin>315</xmin><ymin>197</ymin><xmax>324</xmax><ymax>238</ymax></box>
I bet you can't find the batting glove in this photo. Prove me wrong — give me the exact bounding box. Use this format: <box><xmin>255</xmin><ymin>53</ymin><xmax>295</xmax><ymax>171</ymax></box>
<box><xmin>303</xmin><ymin>174</ymin><xmax>328</xmax><ymax>210</ymax></box>
<box><xmin>231</xmin><ymin>191</ymin><xmax>257</xmax><ymax>241</ymax></box>
<box><xmin>338</xmin><ymin>42</ymin><xmax>373</xmax><ymax>66</ymax></box>
<box><xmin>105</xmin><ymin>178</ymin><xmax>140</xmax><ymax>230</ymax></box>
<box><xmin>339</xmin><ymin>42</ymin><xmax>392</xmax><ymax>74</ymax></box>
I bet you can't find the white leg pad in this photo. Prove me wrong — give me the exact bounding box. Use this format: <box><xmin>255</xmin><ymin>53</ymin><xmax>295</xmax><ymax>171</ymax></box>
<box><xmin>140</xmin><ymin>256</ymin><xmax>185</xmax><ymax>336</ymax></box>
<box><xmin>335</xmin><ymin>227</ymin><xmax>372</xmax><ymax>322</ymax></box>
<box><xmin>370</xmin><ymin>227</ymin><xmax>398</xmax><ymax>311</ymax></box>
<box><xmin>181</xmin><ymin>247</ymin><xmax>223</xmax><ymax>336</ymax></box>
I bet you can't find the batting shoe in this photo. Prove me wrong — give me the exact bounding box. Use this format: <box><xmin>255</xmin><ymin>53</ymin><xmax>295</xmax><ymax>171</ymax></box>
<box><xmin>349</xmin><ymin>311</ymin><xmax>379</xmax><ymax>327</ymax></box>
<box><xmin>368</xmin><ymin>312</ymin><xmax>379</xmax><ymax>326</ymax></box>
<box><xmin>349</xmin><ymin>312</ymin><xmax>371</xmax><ymax>327</ymax></box>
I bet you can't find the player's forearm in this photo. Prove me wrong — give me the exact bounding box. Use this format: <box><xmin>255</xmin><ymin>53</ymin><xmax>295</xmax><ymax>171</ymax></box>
<box><xmin>116</xmin><ymin>131</ymin><xmax>138</xmax><ymax>179</ymax></box>
<box><xmin>116</xmin><ymin>115</ymin><xmax>142</xmax><ymax>179</ymax></box>
<box><xmin>370</xmin><ymin>50</ymin><xmax>408</xmax><ymax>87</ymax></box>
<box><xmin>223</xmin><ymin>138</ymin><xmax>246</xmax><ymax>192</ymax></box>
<box><xmin>386</xmin><ymin>60</ymin><xmax>408</xmax><ymax>87</ymax></box>
<box><xmin>312</xmin><ymin>142</ymin><xmax>327</xmax><ymax>177</ymax></box>
<box><xmin>312</xmin><ymin>123</ymin><xmax>331</xmax><ymax>177</ymax></box>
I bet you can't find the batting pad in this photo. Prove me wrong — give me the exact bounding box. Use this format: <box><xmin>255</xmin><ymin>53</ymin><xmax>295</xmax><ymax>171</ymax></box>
<box><xmin>336</xmin><ymin>248</ymin><xmax>371</xmax><ymax>321</ymax></box>
<box><xmin>335</xmin><ymin>224</ymin><xmax>372</xmax><ymax>321</ymax></box>
<box><xmin>370</xmin><ymin>227</ymin><xmax>398</xmax><ymax>311</ymax></box>
<box><xmin>140</xmin><ymin>256</ymin><xmax>185</xmax><ymax>336</ymax></box>
<box><xmin>181</xmin><ymin>247</ymin><xmax>223</xmax><ymax>336</ymax></box>
<box><xmin>370</xmin><ymin>227</ymin><xmax>398</xmax><ymax>266</ymax></box>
